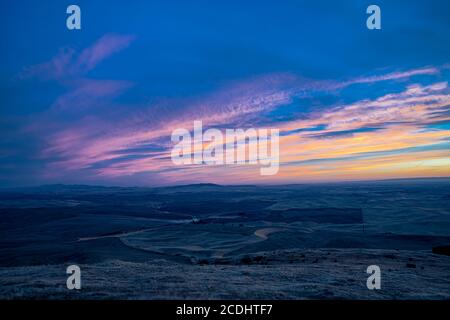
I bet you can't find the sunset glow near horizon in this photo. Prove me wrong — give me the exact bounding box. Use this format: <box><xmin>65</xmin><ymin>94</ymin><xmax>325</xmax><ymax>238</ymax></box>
<box><xmin>1</xmin><ymin>1</ymin><xmax>450</xmax><ymax>187</ymax></box>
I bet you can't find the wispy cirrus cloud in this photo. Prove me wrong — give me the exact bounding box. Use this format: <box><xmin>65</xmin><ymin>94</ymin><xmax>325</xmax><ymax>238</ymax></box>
<box><xmin>13</xmin><ymin>33</ymin><xmax>450</xmax><ymax>185</ymax></box>
<box><xmin>18</xmin><ymin>33</ymin><xmax>135</xmax><ymax>81</ymax></box>
<box><xmin>345</xmin><ymin>67</ymin><xmax>440</xmax><ymax>86</ymax></box>
<box><xmin>39</xmin><ymin>73</ymin><xmax>296</xmax><ymax>172</ymax></box>
<box><xmin>52</xmin><ymin>79</ymin><xmax>134</xmax><ymax>111</ymax></box>
<box><xmin>75</xmin><ymin>34</ymin><xmax>135</xmax><ymax>73</ymax></box>
<box><xmin>283</xmin><ymin>81</ymin><xmax>450</xmax><ymax>134</ymax></box>
<box><xmin>19</xmin><ymin>34</ymin><xmax>136</xmax><ymax>115</ymax></box>
<box><xmin>38</xmin><ymin>63</ymin><xmax>450</xmax><ymax>183</ymax></box>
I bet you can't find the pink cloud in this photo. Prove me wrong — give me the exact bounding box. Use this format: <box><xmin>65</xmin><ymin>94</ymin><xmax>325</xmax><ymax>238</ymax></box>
<box><xmin>346</xmin><ymin>67</ymin><xmax>439</xmax><ymax>86</ymax></box>
<box><xmin>34</xmin><ymin>64</ymin><xmax>449</xmax><ymax>184</ymax></box>
<box><xmin>75</xmin><ymin>34</ymin><xmax>135</xmax><ymax>73</ymax></box>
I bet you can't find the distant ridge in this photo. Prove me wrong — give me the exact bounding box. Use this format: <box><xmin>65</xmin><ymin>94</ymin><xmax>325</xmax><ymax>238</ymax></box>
<box><xmin>161</xmin><ymin>183</ymin><xmax>223</xmax><ymax>189</ymax></box>
<box><xmin>0</xmin><ymin>183</ymin><xmax>227</xmax><ymax>192</ymax></box>
<box><xmin>1</xmin><ymin>177</ymin><xmax>448</xmax><ymax>191</ymax></box>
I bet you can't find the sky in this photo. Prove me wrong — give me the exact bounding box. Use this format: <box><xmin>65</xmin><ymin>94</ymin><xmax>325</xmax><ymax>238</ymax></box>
<box><xmin>0</xmin><ymin>0</ymin><xmax>450</xmax><ymax>187</ymax></box>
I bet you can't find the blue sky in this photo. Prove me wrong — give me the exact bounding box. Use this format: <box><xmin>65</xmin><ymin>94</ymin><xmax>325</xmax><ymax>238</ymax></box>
<box><xmin>1</xmin><ymin>0</ymin><xmax>449</xmax><ymax>186</ymax></box>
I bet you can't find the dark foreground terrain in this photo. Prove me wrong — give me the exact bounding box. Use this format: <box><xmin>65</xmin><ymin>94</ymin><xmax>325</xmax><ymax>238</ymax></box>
<box><xmin>0</xmin><ymin>179</ymin><xmax>449</xmax><ymax>299</ymax></box>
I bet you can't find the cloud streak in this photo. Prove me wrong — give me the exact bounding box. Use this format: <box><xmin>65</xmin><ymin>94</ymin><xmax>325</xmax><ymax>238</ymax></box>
<box><xmin>19</xmin><ymin>34</ymin><xmax>135</xmax><ymax>81</ymax></box>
